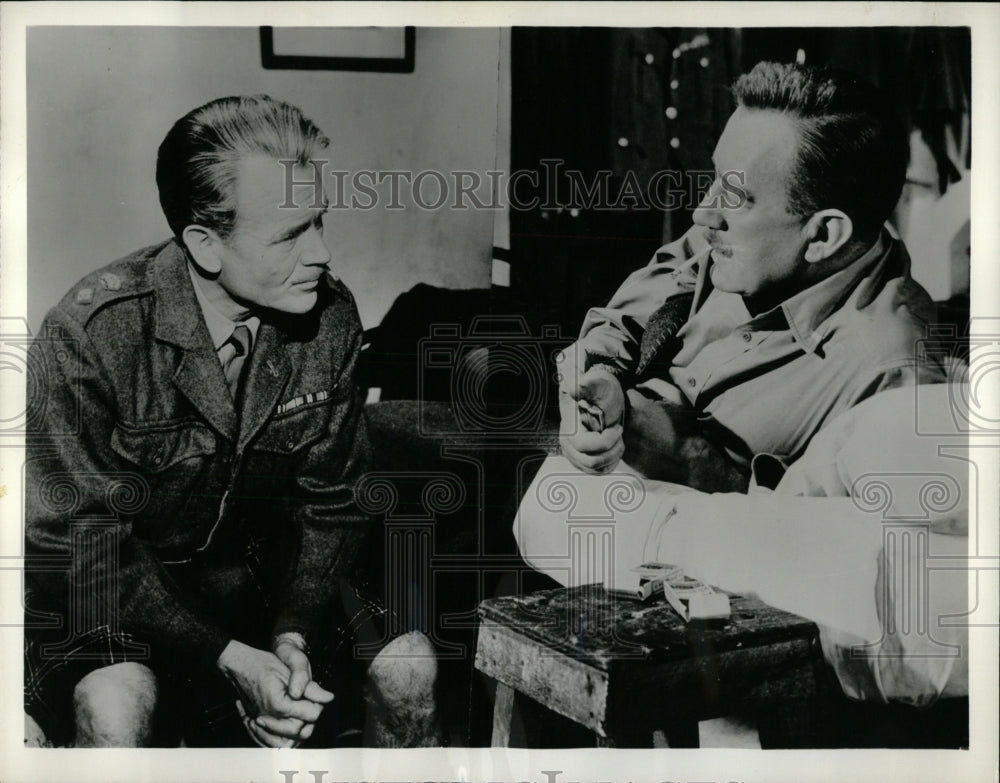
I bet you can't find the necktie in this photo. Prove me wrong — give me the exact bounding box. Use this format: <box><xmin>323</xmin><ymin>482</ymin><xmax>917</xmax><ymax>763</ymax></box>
<box><xmin>221</xmin><ymin>324</ymin><xmax>252</xmax><ymax>400</ymax></box>
<box><xmin>634</xmin><ymin>291</ymin><xmax>695</xmax><ymax>381</ymax></box>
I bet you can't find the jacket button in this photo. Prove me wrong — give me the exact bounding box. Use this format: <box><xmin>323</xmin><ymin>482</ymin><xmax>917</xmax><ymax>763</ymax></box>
<box><xmin>687</xmin><ymin>377</ymin><xmax>696</xmax><ymax>387</ymax></box>
<box><xmin>152</xmin><ymin>455</ymin><xmax>162</xmax><ymax>465</ymax></box>
<box><xmin>742</xmin><ymin>331</ymin><xmax>752</xmax><ymax>342</ymax></box>
<box><xmin>286</xmin><ymin>440</ymin><xmax>295</xmax><ymax>450</ymax></box>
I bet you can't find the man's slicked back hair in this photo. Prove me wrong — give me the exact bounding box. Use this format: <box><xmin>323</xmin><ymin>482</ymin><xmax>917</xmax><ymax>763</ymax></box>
<box><xmin>156</xmin><ymin>94</ymin><xmax>329</xmax><ymax>239</ymax></box>
<box><xmin>732</xmin><ymin>61</ymin><xmax>908</xmax><ymax>241</ymax></box>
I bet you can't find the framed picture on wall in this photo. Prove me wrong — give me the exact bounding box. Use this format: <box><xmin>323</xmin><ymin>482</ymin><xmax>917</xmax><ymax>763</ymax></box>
<box><xmin>260</xmin><ymin>26</ymin><xmax>415</xmax><ymax>72</ymax></box>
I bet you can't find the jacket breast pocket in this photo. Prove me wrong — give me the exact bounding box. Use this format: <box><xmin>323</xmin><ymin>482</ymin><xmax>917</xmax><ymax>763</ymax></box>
<box><xmin>109</xmin><ymin>420</ymin><xmax>220</xmax><ymax>550</ymax></box>
<box><xmin>111</xmin><ymin>420</ymin><xmax>217</xmax><ymax>472</ymax></box>
<box><xmin>253</xmin><ymin>400</ymin><xmax>333</xmax><ymax>456</ymax></box>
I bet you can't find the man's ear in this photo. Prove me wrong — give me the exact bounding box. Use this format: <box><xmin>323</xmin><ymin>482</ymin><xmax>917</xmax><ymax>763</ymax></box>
<box><xmin>803</xmin><ymin>209</ymin><xmax>854</xmax><ymax>263</ymax></box>
<box><xmin>181</xmin><ymin>225</ymin><xmax>223</xmax><ymax>275</ymax></box>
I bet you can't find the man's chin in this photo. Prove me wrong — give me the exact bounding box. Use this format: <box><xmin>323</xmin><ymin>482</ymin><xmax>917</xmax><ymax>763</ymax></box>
<box><xmin>708</xmin><ymin>256</ymin><xmax>739</xmax><ymax>291</ymax></box>
<box><xmin>273</xmin><ymin>291</ymin><xmax>319</xmax><ymax>315</ymax></box>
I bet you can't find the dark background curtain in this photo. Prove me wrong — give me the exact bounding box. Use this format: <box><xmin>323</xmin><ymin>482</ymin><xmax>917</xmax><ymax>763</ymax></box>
<box><xmin>508</xmin><ymin>27</ymin><xmax>971</xmax><ymax>338</ymax></box>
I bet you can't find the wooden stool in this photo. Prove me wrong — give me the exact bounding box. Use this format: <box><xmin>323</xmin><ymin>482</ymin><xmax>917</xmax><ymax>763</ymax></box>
<box><xmin>475</xmin><ymin>584</ymin><xmax>826</xmax><ymax>748</ymax></box>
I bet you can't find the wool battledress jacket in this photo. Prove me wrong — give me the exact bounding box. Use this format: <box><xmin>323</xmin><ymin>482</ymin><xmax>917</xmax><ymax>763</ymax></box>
<box><xmin>24</xmin><ymin>239</ymin><xmax>373</xmax><ymax>673</ymax></box>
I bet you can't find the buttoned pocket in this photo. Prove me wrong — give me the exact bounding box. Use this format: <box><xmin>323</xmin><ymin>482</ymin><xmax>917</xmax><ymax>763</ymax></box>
<box><xmin>253</xmin><ymin>400</ymin><xmax>332</xmax><ymax>455</ymax></box>
<box><xmin>111</xmin><ymin>420</ymin><xmax>216</xmax><ymax>472</ymax></box>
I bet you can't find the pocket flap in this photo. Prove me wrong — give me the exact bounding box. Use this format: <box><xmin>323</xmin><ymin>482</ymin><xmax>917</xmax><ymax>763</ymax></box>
<box><xmin>253</xmin><ymin>402</ymin><xmax>331</xmax><ymax>454</ymax></box>
<box><xmin>111</xmin><ymin>422</ymin><xmax>216</xmax><ymax>472</ymax></box>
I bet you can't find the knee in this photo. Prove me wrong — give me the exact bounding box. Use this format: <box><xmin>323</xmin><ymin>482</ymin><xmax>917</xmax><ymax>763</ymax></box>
<box><xmin>368</xmin><ymin>631</ymin><xmax>437</xmax><ymax>700</ymax></box>
<box><xmin>365</xmin><ymin>632</ymin><xmax>440</xmax><ymax>746</ymax></box>
<box><xmin>24</xmin><ymin>713</ymin><xmax>51</xmax><ymax>747</ymax></box>
<box><xmin>73</xmin><ymin>662</ymin><xmax>158</xmax><ymax>747</ymax></box>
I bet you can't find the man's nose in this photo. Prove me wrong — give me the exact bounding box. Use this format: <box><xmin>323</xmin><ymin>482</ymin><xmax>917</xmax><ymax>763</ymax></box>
<box><xmin>692</xmin><ymin>180</ymin><xmax>726</xmax><ymax>230</ymax></box>
<box><xmin>301</xmin><ymin>224</ymin><xmax>332</xmax><ymax>266</ymax></box>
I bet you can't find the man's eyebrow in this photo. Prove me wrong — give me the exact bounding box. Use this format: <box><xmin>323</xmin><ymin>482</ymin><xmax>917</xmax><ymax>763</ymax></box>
<box><xmin>269</xmin><ymin>205</ymin><xmax>328</xmax><ymax>244</ymax></box>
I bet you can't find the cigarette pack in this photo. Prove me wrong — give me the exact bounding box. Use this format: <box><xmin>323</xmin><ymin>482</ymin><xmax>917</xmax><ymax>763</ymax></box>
<box><xmin>604</xmin><ymin>562</ymin><xmax>684</xmax><ymax>601</ymax></box>
<box><xmin>661</xmin><ymin>575</ymin><xmax>731</xmax><ymax>621</ymax></box>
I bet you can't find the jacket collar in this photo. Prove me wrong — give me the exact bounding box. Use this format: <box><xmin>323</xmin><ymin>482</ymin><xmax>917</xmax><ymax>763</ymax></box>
<box><xmin>151</xmin><ymin>241</ymin><xmax>293</xmax><ymax>441</ymax></box>
<box><xmin>236</xmin><ymin>325</ymin><xmax>292</xmax><ymax>450</ymax></box>
<box><xmin>153</xmin><ymin>240</ymin><xmax>210</xmax><ymax>349</ymax></box>
<box><xmin>152</xmin><ymin>241</ymin><xmax>238</xmax><ymax>438</ymax></box>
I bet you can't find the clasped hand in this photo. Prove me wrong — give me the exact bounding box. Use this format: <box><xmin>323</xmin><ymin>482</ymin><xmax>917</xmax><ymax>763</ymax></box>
<box><xmin>558</xmin><ymin>364</ymin><xmax>627</xmax><ymax>473</ymax></box>
<box><xmin>218</xmin><ymin>635</ymin><xmax>334</xmax><ymax>748</ymax></box>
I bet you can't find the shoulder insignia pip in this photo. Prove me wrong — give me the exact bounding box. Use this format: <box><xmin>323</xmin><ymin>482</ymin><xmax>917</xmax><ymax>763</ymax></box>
<box><xmin>99</xmin><ymin>272</ymin><xmax>123</xmax><ymax>291</ymax></box>
<box><xmin>75</xmin><ymin>287</ymin><xmax>94</xmax><ymax>305</ymax></box>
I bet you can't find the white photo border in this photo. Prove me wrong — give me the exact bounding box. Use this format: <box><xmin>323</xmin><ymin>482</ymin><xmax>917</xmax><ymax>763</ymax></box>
<box><xmin>1</xmin><ymin>3</ymin><xmax>997</xmax><ymax>783</ymax></box>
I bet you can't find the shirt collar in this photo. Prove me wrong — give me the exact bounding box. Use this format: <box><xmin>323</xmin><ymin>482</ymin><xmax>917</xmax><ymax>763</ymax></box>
<box><xmin>187</xmin><ymin>263</ymin><xmax>260</xmax><ymax>351</ymax></box>
<box><xmin>719</xmin><ymin>229</ymin><xmax>894</xmax><ymax>353</ymax></box>
<box><xmin>778</xmin><ymin>230</ymin><xmax>893</xmax><ymax>352</ymax></box>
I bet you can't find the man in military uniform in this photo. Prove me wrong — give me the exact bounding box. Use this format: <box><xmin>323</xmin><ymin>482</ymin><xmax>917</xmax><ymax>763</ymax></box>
<box><xmin>515</xmin><ymin>60</ymin><xmax>957</xmax><ymax>750</ymax></box>
<box><xmin>552</xmin><ymin>62</ymin><xmax>946</xmax><ymax>486</ymax></box>
<box><xmin>24</xmin><ymin>95</ymin><xmax>437</xmax><ymax>748</ymax></box>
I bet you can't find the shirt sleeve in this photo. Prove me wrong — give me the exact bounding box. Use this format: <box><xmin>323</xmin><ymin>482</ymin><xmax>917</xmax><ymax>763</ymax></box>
<box><xmin>518</xmin><ymin>382</ymin><xmax>971</xmax><ymax>707</ymax></box>
<box><xmin>646</xmin><ymin>491</ymin><xmax>968</xmax><ymax>706</ymax></box>
<box><xmin>25</xmin><ymin>310</ymin><xmax>233</xmax><ymax>670</ymax></box>
<box><xmin>513</xmin><ymin>454</ymin><xmax>691</xmax><ymax>589</ymax></box>
<box><xmin>647</xmin><ymin>379</ymin><xmax>972</xmax><ymax>708</ymax></box>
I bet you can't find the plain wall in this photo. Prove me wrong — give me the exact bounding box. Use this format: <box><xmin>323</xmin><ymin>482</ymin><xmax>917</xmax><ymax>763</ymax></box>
<box><xmin>27</xmin><ymin>26</ymin><xmax>500</xmax><ymax>329</ymax></box>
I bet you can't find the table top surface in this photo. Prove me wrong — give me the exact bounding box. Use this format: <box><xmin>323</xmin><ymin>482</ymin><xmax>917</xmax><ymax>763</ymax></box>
<box><xmin>478</xmin><ymin>584</ymin><xmax>819</xmax><ymax>671</ymax></box>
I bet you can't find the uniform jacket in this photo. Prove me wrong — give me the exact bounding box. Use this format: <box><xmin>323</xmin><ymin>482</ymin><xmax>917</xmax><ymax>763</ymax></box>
<box><xmin>25</xmin><ymin>240</ymin><xmax>372</xmax><ymax>670</ymax></box>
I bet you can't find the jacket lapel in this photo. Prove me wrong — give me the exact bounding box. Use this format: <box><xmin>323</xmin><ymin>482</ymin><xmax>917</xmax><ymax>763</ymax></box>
<box><xmin>237</xmin><ymin>323</ymin><xmax>291</xmax><ymax>450</ymax></box>
<box><xmin>153</xmin><ymin>243</ymin><xmax>238</xmax><ymax>440</ymax></box>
